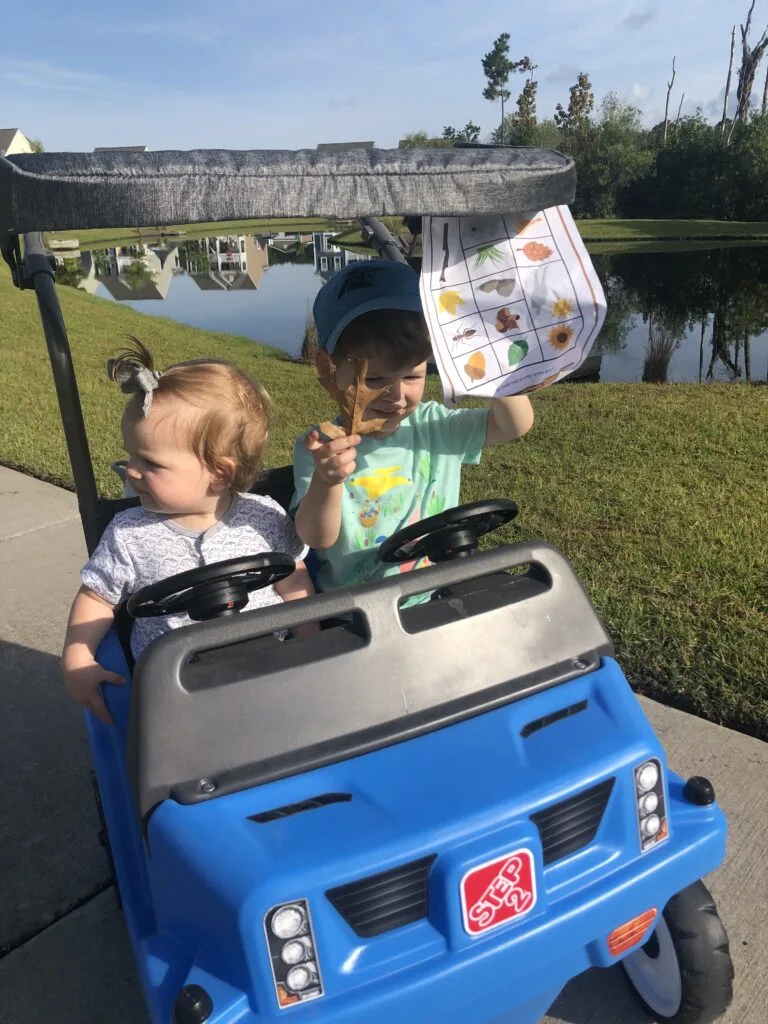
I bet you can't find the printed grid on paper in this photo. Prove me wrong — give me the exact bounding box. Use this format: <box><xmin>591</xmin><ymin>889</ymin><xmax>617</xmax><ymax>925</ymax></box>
<box><xmin>425</xmin><ymin>210</ymin><xmax>590</xmax><ymax>394</ymax></box>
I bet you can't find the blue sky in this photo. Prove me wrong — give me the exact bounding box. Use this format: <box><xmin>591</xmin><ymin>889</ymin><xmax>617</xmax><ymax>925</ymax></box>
<box><xmin>2</xmin><ymin>0</ymin><xmax>752</xmax><ymax>152</ymax></box>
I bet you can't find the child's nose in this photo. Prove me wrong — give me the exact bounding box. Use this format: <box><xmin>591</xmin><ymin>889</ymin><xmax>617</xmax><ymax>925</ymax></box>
<box><xmin>125</xmin><ymin>462</ymin><xmax>141</xmax><ymax>480</ymax></box>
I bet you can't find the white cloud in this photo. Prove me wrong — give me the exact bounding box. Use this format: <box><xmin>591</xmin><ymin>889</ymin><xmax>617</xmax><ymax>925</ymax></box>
<box><xmin>631</xmin><ymin>82</ymin><xmax>654</xmax><ymax>102</ymax></box>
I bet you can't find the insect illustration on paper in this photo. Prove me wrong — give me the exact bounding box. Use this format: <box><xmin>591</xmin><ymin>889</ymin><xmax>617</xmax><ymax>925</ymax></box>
<box><xmin>452</xmin><ymin>325</ymin><xmax>479</xmax><ymax>351</ymax></box>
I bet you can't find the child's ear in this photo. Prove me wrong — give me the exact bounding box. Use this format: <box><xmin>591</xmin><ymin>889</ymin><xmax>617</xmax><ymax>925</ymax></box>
<box><xmin>210</xmin><ymin>456</ymin><xmax>236</xmax><ymax>492</ymax></box>
<box><xmin>315</xmin><ymin>348</ymin><xmax>334</xmax><ymax>378</ymax></box>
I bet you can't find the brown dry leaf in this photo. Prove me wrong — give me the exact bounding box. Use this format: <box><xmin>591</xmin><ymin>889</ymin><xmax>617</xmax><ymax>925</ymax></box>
<box><xmin>318</xmin><ymin>420</ymin><xmax>349</xmax><ymax>439</ymax></box>
<box><xmin>318</xmin><ymin>357</ymin><xmax>391</xmax><ymax>437</ymax></box>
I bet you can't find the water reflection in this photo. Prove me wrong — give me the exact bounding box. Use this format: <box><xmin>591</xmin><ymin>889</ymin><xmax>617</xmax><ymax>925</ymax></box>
<box><xmin>54</xmin><ymin>234</ymin><xmax>768</xmax><ymax>382</ymax></box>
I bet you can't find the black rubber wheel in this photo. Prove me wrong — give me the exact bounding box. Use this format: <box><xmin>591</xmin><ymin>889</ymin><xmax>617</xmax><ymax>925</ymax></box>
<box><xmin>621</xmin><ymin>880</ymin><xmax>733</xmax><ymax>1023</ymax></box>
<box><xmin>89</xmin><ymin>770</ymin><xmax>122</xmax><ymax>911</ymax></box>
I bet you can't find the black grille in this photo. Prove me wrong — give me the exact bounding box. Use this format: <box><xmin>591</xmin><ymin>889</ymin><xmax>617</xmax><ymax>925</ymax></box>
<box><xmin>531</xmin><ymin>778</ymin><xmax>615</xmax><ymax>865</ymax></box>
<box><xmin>521</xmin><ymin>700</ymin><xmax>588</xmax><ymax>738</ymax></box>
<box><xmin>326</xmin><ymin>855</ymin><xmax>436</xmax><ymax>938</ymax></box>
<box><xmin>249</xmin><ymin>793</ymin><xmax>351</xmax><ymax>823</ymax></box>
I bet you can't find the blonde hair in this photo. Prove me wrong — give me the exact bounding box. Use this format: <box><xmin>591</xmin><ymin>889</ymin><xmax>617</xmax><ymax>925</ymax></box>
<box><xmin>111</xmin><ymin>337</ymin><xmax>270</xmax><ymax>491</ymax></box>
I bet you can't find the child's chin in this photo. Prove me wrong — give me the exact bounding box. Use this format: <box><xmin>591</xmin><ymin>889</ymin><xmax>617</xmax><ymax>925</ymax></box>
<box><xmin>371</xmin><ymin>420</ymin><xmax>402</xmax><ymax>438</ymax></box>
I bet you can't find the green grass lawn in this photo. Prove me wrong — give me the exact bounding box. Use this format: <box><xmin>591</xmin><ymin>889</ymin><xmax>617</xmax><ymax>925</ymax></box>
<box><xmin>45</xmin><ymin>217</ymin><xmax>345</xmax><ymax>251</ymax></box>
<box><xmin>334</xmin><ymin>218</ymin><xmax>768</xmax><ymax>255</ymax></box>
<box><xmin>1</xmin><ymin>264</ymin><xmax>766</xmax><ymax>739</ymax></box>
<box><xmin>47</xmin><ymin>217</ymin><xmax>768</xmax><ymax>254</ymax></box>
<box><xmin>578</xmin><ymin>218</ymin><xmax>768</xmax><ymax>241</ymax></box>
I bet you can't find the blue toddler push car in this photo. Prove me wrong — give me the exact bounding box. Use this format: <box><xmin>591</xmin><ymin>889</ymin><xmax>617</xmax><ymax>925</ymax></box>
<box><xmin>0</xmin><ymin>144</ymin><xmax>733</xmax><ymax>1024</ymax></box>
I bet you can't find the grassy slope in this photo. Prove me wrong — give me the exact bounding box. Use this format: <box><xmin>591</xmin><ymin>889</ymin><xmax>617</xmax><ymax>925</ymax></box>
<box><xmin>1</xmin><ymin>265</ymin><xmax>766</xmax><ymax>738</ymax></box>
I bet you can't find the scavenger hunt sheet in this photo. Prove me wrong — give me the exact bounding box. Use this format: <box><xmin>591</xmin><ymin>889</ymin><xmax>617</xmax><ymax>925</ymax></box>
<box><xmin>420</xmin><ymin>207</ymin><xmax>607</xmax><ymax>403</ymax></box>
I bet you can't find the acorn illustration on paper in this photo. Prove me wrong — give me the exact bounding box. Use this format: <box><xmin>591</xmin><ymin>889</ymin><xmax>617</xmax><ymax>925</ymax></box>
<box><xmin>494</xmin><ymin>307</ymin><xmax>521</xmax><ymax>333</ymax></box>
<box><xmin>464</xmin><ymin>351</ymin><xmax>486</xmax><ymax>380</ymax></box>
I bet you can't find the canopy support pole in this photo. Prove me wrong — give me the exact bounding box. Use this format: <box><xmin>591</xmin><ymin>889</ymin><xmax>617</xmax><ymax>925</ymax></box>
<box><xmin>358</xmin><ymin>217</ymin><xmax>408</xmax><ymax>264</ymax></box>
<box><xmin>21</xmin><ymin>233</ymin><xmax>102</xmax><ymax>553</ymax></box>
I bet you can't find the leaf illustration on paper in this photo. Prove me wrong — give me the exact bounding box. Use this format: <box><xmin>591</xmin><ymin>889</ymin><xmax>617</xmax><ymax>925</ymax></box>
<box><xmin>477</xmin><ymin>277</ymin><xmax>516</xmax><ymax>297</ymax></box>
<box><xmin>515</xmin><ymin>215</ymin><xmax>543</xmax><ymax>234</ymax></box>
<box><xmin>473</xmin><ymin>244</ymin><xmax>506</xmax><ymax>268</ymax></box>
<box><xmin>438</xmin><ymin>289</ymin><xmax>466</xmax><ymax>316</ymax></box>
<box><xmin>507</xmin><ymin>339</ymin><xmax>529</xmax><ymax>368</ymax></box>
<box><xmin>518</xmin><ymin>241</ymin><xmax>553</xmax><ymax>262</ymax></box>
<box><xmin>527</xmin><ymin>265</ymin><xmax>549</xmax><ymax>316</ymax></box>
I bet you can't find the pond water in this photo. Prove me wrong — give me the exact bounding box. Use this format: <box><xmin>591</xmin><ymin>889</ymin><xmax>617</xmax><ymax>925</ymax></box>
<box><xmin>67</xmin><ymin>234</ymin><xmax>768</xmax><ymax>383</ymax></box>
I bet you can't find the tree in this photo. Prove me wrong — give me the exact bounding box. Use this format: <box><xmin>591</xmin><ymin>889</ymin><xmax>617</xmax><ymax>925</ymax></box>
<box><xmin>662</xmin><ymin>57</ymin><xmax>676</xmax><ymax>146</ymax></box>
<box><xmin>399</xmin><ymin>130</ymin><xmax>453</xmax><ymax>149</ymax></box>
<box><xmin>29</xmin><ymin>139</ymin><xmax>45</xmax><ymax>153</ymax></box>
<box><xmin>572</xmin><ymin>93</ymin><xmax>653</xmax><ymax>218</ymax></box>
<box><xmin>442</xmin><ymin>121</ymin><xmax>481</xmax><ymax>143</ymax></box>
<box><xmin>732</xmin><ymin>0</ymin><xmax>768</xmax><ymax>136</ymax></box>
<box><xmin>514</xmin><ymin>57</ymin><xmax>539</xmax><ymax>143</ymax></box>
<box><xmin>482</xmin><ymin>33</ymin><xmax>514</xmax><ymax>144</ymax></box>
<box><xmin>554</xmin><ymin>72</ymin><xmax>594</xmax><ymax>132</ymax></box>
<box><xmin>54</xmin><ymin>258</ymin><xmax>85</xmax><ymax>288</ymax></box>
<box><xmin>721</xmin><ymin>25</ymin><xmax>737</xmax><ymax>138</ymax></box>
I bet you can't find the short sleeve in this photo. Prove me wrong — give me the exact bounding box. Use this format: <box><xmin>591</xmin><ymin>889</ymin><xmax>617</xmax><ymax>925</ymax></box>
<box><xmin>421</xmin><ymin>403</ymin><xmax>489</xmax><ymax>466</ymax></box>
<box><xmin>80</xmin><ymin>518</ymin><xmax>136</xmax><ymax>606</ymax></box>
<box><xmin>290</xmin><ymin>430</ymin><xmax>316</xmax><ymax>512</ymax></box>
<box><xmin>251</xmin><ymin>495</ymin><xmax>309</xmax><ymax>562</ymax></box>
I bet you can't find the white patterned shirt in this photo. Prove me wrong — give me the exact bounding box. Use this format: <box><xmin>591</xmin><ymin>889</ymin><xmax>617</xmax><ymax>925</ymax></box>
<box><xmin>81</xmin><ymin>492</ymin><xmax>308</xmax><ymax>658</ymax></box>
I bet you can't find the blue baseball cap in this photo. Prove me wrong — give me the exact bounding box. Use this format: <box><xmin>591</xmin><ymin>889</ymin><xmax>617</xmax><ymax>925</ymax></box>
<box><xmin>313</xmin><ymin>259</ymin><xmax>424</xmax><ymax>355</ymax></box>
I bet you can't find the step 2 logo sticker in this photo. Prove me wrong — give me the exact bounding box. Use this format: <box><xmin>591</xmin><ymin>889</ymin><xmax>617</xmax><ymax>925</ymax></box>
<box><xmin>460</xmin><ymin>849</ymin><xmax>537</xmax><ymax>936</ymax></box>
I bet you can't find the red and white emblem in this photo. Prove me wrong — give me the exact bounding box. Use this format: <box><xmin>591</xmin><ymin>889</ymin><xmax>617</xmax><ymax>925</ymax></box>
<box><xmin>460</xmin><ymin>849</ymin><xmax>537</xmax><ymax>936</ymax></box>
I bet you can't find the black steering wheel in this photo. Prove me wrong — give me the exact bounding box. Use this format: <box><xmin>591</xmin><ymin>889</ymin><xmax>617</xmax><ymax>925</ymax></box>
<box><xmin>378</xmin><ymin>499</ymin><xmax>519</xmax><ymax>565</ymax></box>
<box><xmin>126</xmin><ymin>553</ymin><xmax>296</xmax><ymax>622</ymax></box>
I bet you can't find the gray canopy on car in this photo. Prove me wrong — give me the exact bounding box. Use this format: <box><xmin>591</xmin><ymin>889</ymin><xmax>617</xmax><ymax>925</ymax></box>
<box><xmin>0</xmin><ymin>144</ymin><xmax>577</xmax><ymax>554</ymax></box>
<box><xmin>0</xmin><ymin>146</ymin><xmax>575</xmax><ymax>233</ymax></box>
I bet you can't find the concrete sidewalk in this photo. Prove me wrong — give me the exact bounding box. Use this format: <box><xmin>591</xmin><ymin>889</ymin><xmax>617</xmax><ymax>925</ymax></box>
<box><xmin>0</xmin><ymin>465</ymin><xmax>765</xmax><ymax>1024</ymax></box>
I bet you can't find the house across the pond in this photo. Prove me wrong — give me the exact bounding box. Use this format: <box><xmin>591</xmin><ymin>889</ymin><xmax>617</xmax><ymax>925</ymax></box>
<box><xmin>0</xmin><ymin>128</ymin><xmax>35</xmax><ymax>156</ymax></box>
<box><xmin>313</xmin><ymin>231</ymin><xmax>371</xmax><ymax>281</ymax></box>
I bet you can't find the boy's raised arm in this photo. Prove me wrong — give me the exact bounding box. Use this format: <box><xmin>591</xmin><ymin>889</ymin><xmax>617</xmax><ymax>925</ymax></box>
<box><xmin>485</xmin><ymin>395</ymin><xmax>535</xmax><ymax>446</ymax></box>
<box><xmin>294</xmin><ymin>431</ymin><xmax>361</xmax><ymax>549</ymax></box>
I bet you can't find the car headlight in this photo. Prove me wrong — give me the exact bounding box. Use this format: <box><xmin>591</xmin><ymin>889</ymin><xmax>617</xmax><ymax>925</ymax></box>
<box><xmin>633</xmin><ymin>758</ymin><xmax>668</xmax><ymax>853</ymax></box>
<box><xmin>271</xmin><ymin>904</ymin><xmax>306</xmax><ymax>940</ymax></box>
<box><xmin>286</xmin><ymin>962</ymin><xmax>319</xmax><ymax>993</ymax></box>
<box><xmin>281</xmin><ymin>937</ymin><xmax>312</xmax><ymax>966</ymax></box>
<box><xmin>264</xmin><ymin>899</ymin><xmax>323</xmax><ymax>1008</ymax></box>
<box><xmin>636</xmin><ymin>761</ymin><xmax>659</xmax><ymax>793</ymax></box>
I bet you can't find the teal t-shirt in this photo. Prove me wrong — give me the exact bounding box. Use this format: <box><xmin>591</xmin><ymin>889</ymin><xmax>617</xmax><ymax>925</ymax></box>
<box><xmin>291</xmin><ymin>400</ymin><xmax>489</xmax><ymax>592</ymax></box>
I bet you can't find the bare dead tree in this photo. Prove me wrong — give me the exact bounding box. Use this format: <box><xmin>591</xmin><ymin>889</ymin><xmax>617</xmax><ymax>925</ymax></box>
<box><xmin>762</xmin><ymin>63</ymin><xmax>768</xmax><ymax>113</ymax></box>
<box><xmin>722</xmin><ymin>25</ymin><xmax>736</xmax><ymax>138</ymax></box>
<box><xmin>663</xmin><ymin>56</ymin><xmax>676</xmax><ymax>145</ymax></box>
<box><xmin>675</xmin><ymin>93</ymin><xmax>685</xmax><ymax>124</ymax></box>
<box><xmin>729</xmin><ymin>0</ymin><xmax>768</xmax><ymax>143</ymax></box>
<box><xmin>699</xmin><ymin>319</ymin><xmax>706</xmax><ymax>383</ymax></box>
<box><xmin>744</xmin><ymin>334</ymin><xmax>752</xmax><ymax>381</ymax></box>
